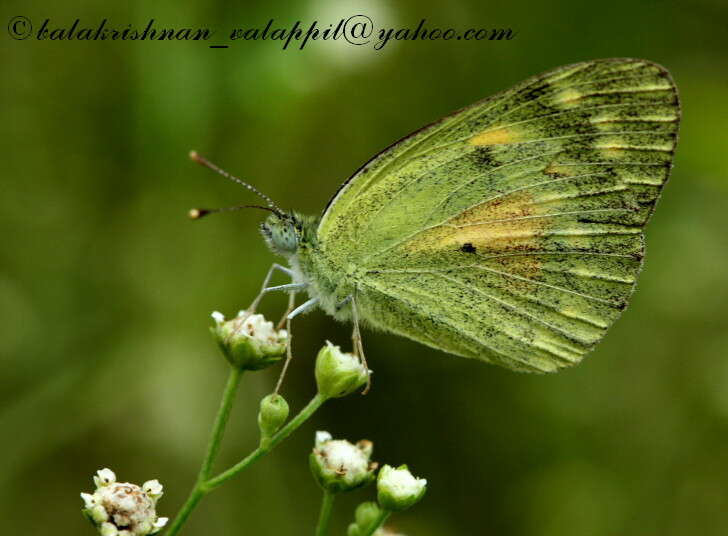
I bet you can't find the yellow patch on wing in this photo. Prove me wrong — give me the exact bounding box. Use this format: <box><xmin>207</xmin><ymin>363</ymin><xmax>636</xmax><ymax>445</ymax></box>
<box><xmin>544</xmin><ymin>162</ymin><xmax>575</xmax><ymax>176</ymax></box>
<box><xmin>405</xmin><ymin>190</ymin><xmax>550</xmax><ymax>257</ymax></box>
<box><xmin>594</xmin><ymin>136</ymin><xmax>675</xmax><ymax>155</ymax></box>
<box><xmin>559</xmin><ymin>306</ymin><xmax>609</xmax><ymax>329</ymax></box>
<box><xmin>469</xmin><ymin>126</ymin><xmax>522</xmax><ymax>146</ymax></box>
<box><xmin>589</xmin><ymin>112</ymin><xmax>679</xmax><ymax>128</ymax></box>
<box><xmin>551</xmin><ymin>88</ymin><xmax>582</xmax><ymax>108</ymax></box>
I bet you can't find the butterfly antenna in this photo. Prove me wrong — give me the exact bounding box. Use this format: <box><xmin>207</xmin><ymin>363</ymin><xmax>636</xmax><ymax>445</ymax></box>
<box><xmin>188</xmin><ymin>205</ymin><xmax>278</xmax><ymax>220</ymax></box>
<box><xmin>189</xmin><ymin>150</ymin><xmax>285</xmax><ymax>216</ymax></box>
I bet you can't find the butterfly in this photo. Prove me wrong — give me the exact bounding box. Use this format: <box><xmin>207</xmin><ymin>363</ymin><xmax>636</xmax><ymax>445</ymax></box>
<box><xmin>191</xmin><ymin>58</ymin><xmax>680</xmax><ymax>374</ymax></box>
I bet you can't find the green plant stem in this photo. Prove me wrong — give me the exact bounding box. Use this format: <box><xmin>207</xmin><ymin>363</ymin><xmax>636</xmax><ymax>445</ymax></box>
<box><xmin>200</xmin><ymin>368</ymin><xmax>243</xmax><ymax>480</ymax></box>
<box><xmin>166</xmin><ymin>367</ymin><xmax>243</xmax><ymax>536</ymax></box>
<box><xmin>315</xmin><ymin>489</ymin><xmax>336</xmax><ymax>536</ymax></box>
<box><xmin>167</xmin><ymin>386</ymin><xmax>328</xmax><ymax>536</ymax></box>
<box><xmin>361</xmin><ymin>510</ymin><xmax>392</xmax><ymax>536</ymax></box>
<box><xmin>204</xmin><ymin>393</ymin><xmax>327</xmax><ymax>490</ymax></box>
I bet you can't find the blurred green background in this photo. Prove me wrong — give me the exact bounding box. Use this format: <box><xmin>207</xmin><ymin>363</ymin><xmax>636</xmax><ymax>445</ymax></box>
<box><xmin>2</xmin><ymin>0</ymin><xmax>728</xmax><ymax>534</ymax></box>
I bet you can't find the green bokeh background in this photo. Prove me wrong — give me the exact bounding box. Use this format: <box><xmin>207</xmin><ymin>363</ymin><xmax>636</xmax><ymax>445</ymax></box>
<box><xmin>2</xmin><ymin>1</ymin><xmax>728</xmax><ymax>534</ymax></box>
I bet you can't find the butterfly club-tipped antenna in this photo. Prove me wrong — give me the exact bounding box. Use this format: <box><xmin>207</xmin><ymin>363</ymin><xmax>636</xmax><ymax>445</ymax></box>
<box><xmin>188</xmin><ymin>150</ymin><xmax>286</xmax><ymax>218</ymax></box>
<box><xmin>188</xmin><ymin>205</ymin><xmax>278</xmax><ymax>220</ymax></box>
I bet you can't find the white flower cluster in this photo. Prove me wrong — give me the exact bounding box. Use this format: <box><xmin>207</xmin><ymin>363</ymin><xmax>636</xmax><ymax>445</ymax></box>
<box><xmin>80</xmin><ymin>469</ymin><xmax>167</xmax><ymax>536</ymax></box>
<box><xmin>210</xmin><ymin>310</ymin><xmax>289</xmax><ymax>370</ymax></box>
<box><xmin>212</xmin><ymin>310</ymin><xmax>288</xmax><ymax>345</ymax></box>
<box><xmin>378</xmin><ymin>465</ymin><xmax>427</xmax><ymax>499</ymax></box>
<box><xmin>311</xmin><ymin>431</ymin><xmax>377</xmax><ymax>492</ymax></box>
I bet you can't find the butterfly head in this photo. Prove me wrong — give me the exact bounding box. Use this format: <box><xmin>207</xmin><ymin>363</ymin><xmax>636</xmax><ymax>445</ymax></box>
<box><xmin>260</xmin><ymin>212</ymin><xmax>301</xmax><ymax>257</ymax></box>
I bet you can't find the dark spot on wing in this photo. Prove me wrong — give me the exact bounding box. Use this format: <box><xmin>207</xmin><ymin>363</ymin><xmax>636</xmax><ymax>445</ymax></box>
<box><xmin>472</xmin><ymin>147</ymin><xmax>496</xmax><ymax>167</ymax></box>
<box><xmin>461</xmin><ymin>242</ymin><xmax>477</xmax><ymax>253</ymax></box>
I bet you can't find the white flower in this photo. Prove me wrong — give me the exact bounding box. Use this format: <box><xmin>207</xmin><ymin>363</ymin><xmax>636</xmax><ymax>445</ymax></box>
<box><xmin>81</xmin><ymin>469</ymin><xmax>167</xmax><ymax>535</ymax></box>
<box><xmin>81</xmin><ymin>492</ymin><xmax>96</xmax><ymax>509</ymax></box>
<box><xmin>94</xmin><ymin>468</ymin><xmax>117</xmax><ymax>488</ymax></box>
<box><xmin>310</xmin><ymin>431</ymin><xmax>377</xmax><ymax>492</ymax></box>
<box><xmin>316</xmin><ymin>430</ymin><xmax>333</xmax><ymax>445</ymax></box>
<box><xmin>142</xmin><ymin>480</ymin><xmax>163</xmax><ymax>502</ymax></box>
<box><xmin>235</xmin><ymin>310</ymin><xmax>288</xmax><ymax>343</ymax></box>
<box><xmin>377</xmin><ymin>465</ymin><xmax>427</xmax><ymax>512</ymax></box>
<box><xmin>80</xmin><ymin>492</ymin><xmax>108</xmax><ymax>524</ymax></box>
<box><xmin>100</xmin><ymin>522</ymin><xmax>119</xmax><ymax>536</ymax></box>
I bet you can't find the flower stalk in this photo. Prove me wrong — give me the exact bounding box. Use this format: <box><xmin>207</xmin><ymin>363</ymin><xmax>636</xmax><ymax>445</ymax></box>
<box><xmin>103</xmin><ymin>312</ymin><xmax>378</xmax><ymax>536</ymax></box>
<box><xmin>359</xmin><ymin>510</ymin><xmax>391</xmax><ymax>536</ymax></box>
<box><xmin>165</xmin><ymin>367</ymin><xmax>242</xmax><ymax>536</ymax></box>
<box><xmin>166</xmin><ymin>383</ymin><xmax>326</xmax><ymax>536</ymax></box>
<box><xmin>204</xmin><ymin>393</ymin><xmax>326</xmax><ymax>491</ymax></box>
<box><xmin>315</xmin><ymin>489</ymin><xmax>336</xmax><ymax>536</ymax></box>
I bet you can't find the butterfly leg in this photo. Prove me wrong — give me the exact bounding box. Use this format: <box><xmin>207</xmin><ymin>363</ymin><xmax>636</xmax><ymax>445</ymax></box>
<box><xmin>287</xmin><ymin>297</ymin><xmax>319</xmax><ymax>320</ymax></box>
<box><xmin>274</xmin><ymin>290</ymin><xmax>297</xmax><ymax>394</ymax></box>
<box><xmin>249</xmin><ymin>263</ymin><xmax>296</xmax><ymax>312</ymax></box>
<box><xmin>349</xmin><ymin>292</ymin><xmax>371</xmax><ymax>394</ymax></box>
<box><xmin>274</xmin><ymin>296</ymin><xmax>319</xmax><ymax>393</ymax></box>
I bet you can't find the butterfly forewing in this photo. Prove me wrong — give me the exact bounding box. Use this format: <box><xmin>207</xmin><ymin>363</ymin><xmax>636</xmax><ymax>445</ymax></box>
<box><xmin>316</xmin><ymin>59</ymin><xmax>680</xmax><ymax>372</ymax></box>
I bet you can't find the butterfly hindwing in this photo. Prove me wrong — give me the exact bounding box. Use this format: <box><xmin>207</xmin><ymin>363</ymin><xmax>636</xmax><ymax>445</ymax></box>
<box><xmin>316</xmin><ymin>59</ymin><xmax>680</xmax><ymax>372</ymax></box>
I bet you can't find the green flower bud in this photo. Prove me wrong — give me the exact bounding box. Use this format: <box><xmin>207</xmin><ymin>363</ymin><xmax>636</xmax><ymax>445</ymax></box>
<box><xmin>355</xmin><ymin>501</ymin><xmax>382</xmax><ymax>528</ymax></box>
<box><xmin>310</xmin><ymin>431</ymin><xmax>377</xmax><ymax>493</ymax></box>
<box><xmin>347</xmin><ymin>501</ymin><xmax>382</xmax><ymax>535</ymax></box>
<box><xmin>376</xmin><ymin>465</ymin><xmax>427</xmax><ymax>512</ymax></box>
<box><xmin>210</xmin><ymin>311</ymin><xmax>287</xmax><ymax>371</ymax></box>
<box><xmin>258</xmin><ymin>393</ymin><xmax>289</xmax><ymax>443</ymax></box>
<box><xmin>315</xmin><ymin>341</ymin><xmax>368</xmax><ymax>399</ymax></box>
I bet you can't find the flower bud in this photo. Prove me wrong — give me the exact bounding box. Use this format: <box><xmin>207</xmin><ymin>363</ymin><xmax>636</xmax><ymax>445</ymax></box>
<box><xmin>315</xmin><ymin>342</ymin><xmax>368</xmax><ymax>399</ymax></box>
<box><xmin>210</xmin><ymin>310</ymin><xmax>287</xmax><ymax>371</ymax></box>
<box><xmin>81</xmin><ymin>468</ymin><xmax>168</xmax><ymax>535</ymax></box>
<box><xmin>310</xmin><ymin>431</ymin><xmax>377</xmax><ymax>493</ymax></box>
<box><xmin>347</xmin><ymin>501</ymin><xmax>382</xmax><ymax>536</ymax></box>
<box><xmin>376</xmin><ymin>465</ymin><xmax>427</xmax><ymax>512</ymax></box>
<box><xmin>355</xmin><ymin>501</ymin><xmax>381</xmax><ymax>528</ymax></box>
<box><xmin>258</xmin><ymin>393</ymin><xmax>289</xmax><ymax>443</ymax></box>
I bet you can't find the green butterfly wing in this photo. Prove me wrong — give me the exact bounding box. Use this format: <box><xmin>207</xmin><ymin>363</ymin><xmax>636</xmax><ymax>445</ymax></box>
<box><xmin>315</xmin><ymin>58</ymin><xmax>680</xmax><ymax>372</ymax></box>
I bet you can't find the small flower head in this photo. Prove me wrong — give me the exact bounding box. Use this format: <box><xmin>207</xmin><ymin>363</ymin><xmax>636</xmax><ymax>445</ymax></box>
<box><xmin>310</xmin><ymin>431</ymin><xmax>378</xmax><ymax>493</ymax></box>
<box><xmin>315</xmin><ymin>341</ymin><xmax>369</xmax><ymax>399</ymax></box>
<box><xmin>81</xmin><ymin>469</ymin><xmax>167</xmax><ymax>535</ymax></box>
<box><xmin>258</xmin><ymin>393</ymin><xmax>289</xmax><ymax>442</ymax></box>
<box><xmin>377</xmin><ymin>465</ymin><xmax>427</xmax><ymax>512</ymax></box>
<box><xmin>211</xmin><ymin>310</ymin><xmax>287</xmax><ymax>371</ymax></box>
